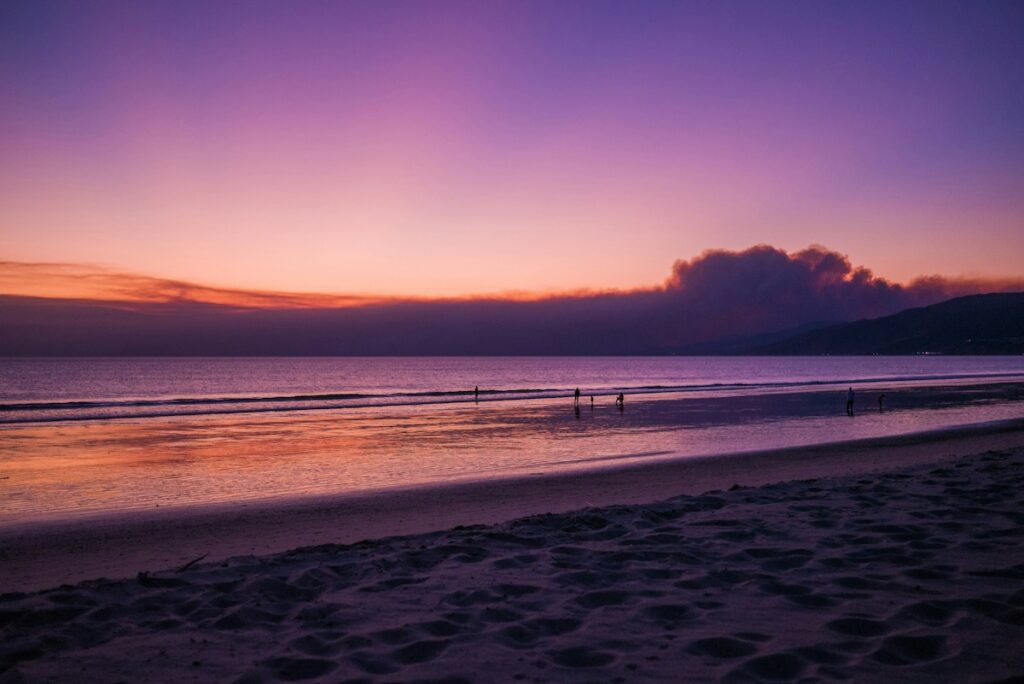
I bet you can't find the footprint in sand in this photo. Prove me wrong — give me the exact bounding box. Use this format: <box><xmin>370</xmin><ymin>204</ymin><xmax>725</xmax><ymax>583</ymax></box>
<box><xmin>392</xmin><ymin>638</ymin><xmax>449</xmax><ymax>665</ymax></box>
<box><xmin>414</xmin><ymin>619</ymin><xmax>465</xmax><ymax>637</ymax></box>
<box><xmin>870</xmin><ymin>634</ymin><xmax>949</xmax><ymax>665</ymax></box>
<box><xmin>574</xmin><ymin>590</ymin><xmax>632</xmax><ymax>608</ymax></box>
<box><xmin>826</xmin><ymin>616</ymin><xmax>890</xmax><ymax>638</ymax></box>
<box><xmin>687</xmin><ymin>636</ymin><xmax>757</xmax><ymax>659</ymax></box>
<box><xmin>262</xmin><ymin>656</ymin><xmax>337</xmax><ymax>681</ymax></box>
<box><xmin>727</xmin><ymin>653</ymin><xmax>806</xmax><ymax>682</ymax></box>
<box><xmin>498</xmin><ymin>617</ymin><xmax>581</xmax><ymax>648</ymax></box>
<box><xmin>347</xmin><ymin>650</ymin><xmax>399</xmax><ymax>675</ymax></box>
<box><xmin>491</xmin><ymin>553</ymin><xmax>541</xmax><ymax>570</ymax></box>
<box><xmin>288</xmin><ymin>634</ymin><xmax>340</xmax><ymax>658</ymax></box>
<box><xmin>643</xmin><ymin>604</ymin><xmax>695</xmax><ymax>623</ymax></box>
<box><xmin>895</xmin><ymin>600</ymin><xmax>958</xmax><ymax>627</ymax></box>
<box><xmin>549</xmin><ymin>645</ymin><xmax>616</xmax><ymax>668</ymax></box>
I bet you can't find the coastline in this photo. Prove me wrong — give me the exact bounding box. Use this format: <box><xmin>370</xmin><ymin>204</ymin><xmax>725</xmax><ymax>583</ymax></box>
<box><xmin>2</xmin><ymin>431</ymin><xmax>1023</xmax><ymax>681</ymax></box>
<box><xmin>3</xmin><ymin>418</ymin><xmax>1023</xmax><ymax>594</ymax></box>
<box><xmin>4</xmin><ymin>371</ymin><xmax>1022</xmax><ymax>426</ymax></box>
<box><xmin>4</xmin><ymin>379</ymin><xmax>1021</xmax><ymax>524</ymax></box>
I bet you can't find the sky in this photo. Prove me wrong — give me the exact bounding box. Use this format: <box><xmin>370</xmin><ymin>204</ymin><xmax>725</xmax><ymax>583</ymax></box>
<box><xmin>1</xmin><ymin>0</ymin><xmax>1023</xmax><ymax>300</ymax></box>
<box><xmin>4</xmin><ymin>244</ymin><xmax>1023</xmax><ymax>355</ymax></box>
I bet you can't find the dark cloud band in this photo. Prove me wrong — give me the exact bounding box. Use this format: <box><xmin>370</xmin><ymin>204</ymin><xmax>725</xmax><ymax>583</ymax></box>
<box><xmin>1</xmin><ymin>245</ymin><xmax>1020</xmax><ymax>355</ymax></box>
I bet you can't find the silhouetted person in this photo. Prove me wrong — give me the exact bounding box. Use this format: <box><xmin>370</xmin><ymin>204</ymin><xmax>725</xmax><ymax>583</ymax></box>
<box><xmin>846</xmin><ymin>387</ymin><xmax>855</xmax><ymax>416</ymax></box>
<box><xmin>590</xmin><ymin>395</ymin><xmax>594</xmax><ymax>410</ymax></box>
<box><xmin>878</xmin><ymin>393</ymin><xmax>885</xmax><ymax>412</ymax></box>
<box><xmin>616</xmin><ymin>393</ymin><xmax>625</xmax><ymax>411</ymax></box>
<box><xmin>474</xmin><ymin>386</ymin><xmax>479</xmax><ymax>402</ymax></box>
<box><xmin>574</xmin><ymin>387</ymin><xmax>581</xmax><ymax>406</ymax></box>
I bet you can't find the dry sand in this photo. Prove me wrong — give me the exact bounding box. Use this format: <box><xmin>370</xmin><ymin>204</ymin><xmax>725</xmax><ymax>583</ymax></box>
<box><xmin>2</xmin><ymin>426</ymin><xmax>1024</xmax><ymax>682</ymax></box>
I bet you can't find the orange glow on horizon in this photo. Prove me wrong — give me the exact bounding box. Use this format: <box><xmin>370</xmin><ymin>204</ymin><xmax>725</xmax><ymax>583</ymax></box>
<box><xmin>0</xmin><ymin>260</ymin><xmax>656</xmax><ymax>309</ymax></box>
<box><xmin>3</xmin><ymin>250</ymin><xmax>1022</xmax><ymax>313</ymax></box>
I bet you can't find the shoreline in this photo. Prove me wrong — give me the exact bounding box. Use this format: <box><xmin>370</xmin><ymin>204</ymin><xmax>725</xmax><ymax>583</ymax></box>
<box><xmin>3</xmin><ymin>436</ymin><xmax>1023</xmax><ymax>681</ymax></box>
<box><xmin>4</xmin><ymin>373</ymin><xmax>1023</xmax><ymax>426</ymax></box>
<box><xmin>4</xmin><ymin>379</ymin><xmax>1021</xmax><ymax>523</ymax></box>
<box><xmin>3</xmin><ymin>418</ymin><xmax>1024</xmax><ymax>594</ymax></box>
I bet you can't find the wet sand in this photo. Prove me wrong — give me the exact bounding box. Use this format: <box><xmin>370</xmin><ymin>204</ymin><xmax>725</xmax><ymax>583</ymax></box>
<box><xmin>4</xmin><ymin>380</ymin><xmax>1022</xmax><ymax>526</ymax></box>
<box><xmin>2</xmin><ymin>423</ymin><xmax>1024</xmax><ymax>681</ymax></box>
<box><xmin>2</xmin><ymin>419</ymin><xmax>1024</xmax><ymax>594</ymax></box>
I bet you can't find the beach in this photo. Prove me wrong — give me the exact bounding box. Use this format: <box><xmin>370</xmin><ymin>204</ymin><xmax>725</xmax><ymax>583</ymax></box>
<box><xmin>6</xmin><ymin>0</ymin><xmax>1024</xmax><ymax>679</ymax></box>
<box><xmin>4</xmin><ymin>359</ymin><xmax>1023</xmax><ymax>527</ymax></box>
<box><xmin>3</xmin><ymin>424</ymin><xmax>1024</xmax><ymax>682</ymax></box>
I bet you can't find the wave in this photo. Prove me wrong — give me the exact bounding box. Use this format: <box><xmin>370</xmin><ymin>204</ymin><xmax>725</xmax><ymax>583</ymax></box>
<box><xmin>2</xmin><ymin>371</ymin><xmax>1022</xmax><ymax>425</ymax></box>
<box><xmin>0</xmin><ymin>387</ymin><xmax>555</xmax><ymax>413</ymax></box>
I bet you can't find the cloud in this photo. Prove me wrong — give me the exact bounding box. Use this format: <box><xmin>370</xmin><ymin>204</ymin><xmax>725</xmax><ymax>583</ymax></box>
<box><xmin>1</xmin><ymin>245</ymin><xmax>1021</xmax><ymax>355</ymax></box>
<box><xmin>651</xmin><ymin>244</ymin><xmax>1024</xmax><ymax>345</ymax></box>
<box><xmin>0</xmin><ymin>261</ymin><xmax>383</xmax><ymax>309</ymax></box>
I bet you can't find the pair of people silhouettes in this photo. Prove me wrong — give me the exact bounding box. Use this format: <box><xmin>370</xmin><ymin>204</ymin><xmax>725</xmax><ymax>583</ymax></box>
<box><xmin>848</xmin><ymin>387</ymin><xmax>888</xmax><ymax>415</ymax></box>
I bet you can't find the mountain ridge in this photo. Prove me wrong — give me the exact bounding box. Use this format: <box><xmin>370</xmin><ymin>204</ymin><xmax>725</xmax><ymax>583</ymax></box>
<box><xmin>747</xmin><ymin>292</ymin><xmax>1024</xmax><ymax>355</ymax></box>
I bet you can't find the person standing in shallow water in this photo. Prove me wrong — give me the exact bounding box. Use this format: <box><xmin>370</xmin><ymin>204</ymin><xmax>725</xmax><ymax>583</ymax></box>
<box><xmin>846</xmin><ymin>387</ymin><xmax>855</xmax><ymax>416</ymax></box>
<box><xmin>474</xmin><ymin>386</ymin><xmax>479</xmax><ymax>402</ymax></box>
<box><xmin>878</xmin><ymin>393</ymin><xmax>885</xmax><ymax>412</ymax></box>
<box><xmin>574</xmin><ymin>387</ymin><xmax>581</xmax><ymax>406</ymax></box>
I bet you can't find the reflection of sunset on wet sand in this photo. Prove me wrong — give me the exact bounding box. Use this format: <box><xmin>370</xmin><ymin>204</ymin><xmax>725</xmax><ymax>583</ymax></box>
<box><xmin>4</xmin><ymin>379</ymin><xmax>1023</xmax><ymax>523</ymax></box>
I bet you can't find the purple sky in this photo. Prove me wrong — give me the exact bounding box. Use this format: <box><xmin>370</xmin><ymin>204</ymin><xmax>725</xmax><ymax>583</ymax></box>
<box><xmin>1</xmin><ymin>1</ymin><xmax>1023</xmax><ymax>297</ymax></box>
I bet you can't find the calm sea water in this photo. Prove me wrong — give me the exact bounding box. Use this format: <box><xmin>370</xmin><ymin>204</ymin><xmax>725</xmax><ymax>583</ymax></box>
<box><xmin>1</xmin><ymin>357</ymin><xmax>1022</xmax><ymax>524</ymax></box>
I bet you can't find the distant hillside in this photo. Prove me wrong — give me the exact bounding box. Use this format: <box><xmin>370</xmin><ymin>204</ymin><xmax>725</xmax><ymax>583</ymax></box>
<box><xmin>669</xmin><ymin>321</ymin><xmax>838</xmax><ymax>355</ymax></box>
<box><xmin>751</xmin><ymin>293</ymin><xmax>1024</xmax><ymax>355</ymax></box>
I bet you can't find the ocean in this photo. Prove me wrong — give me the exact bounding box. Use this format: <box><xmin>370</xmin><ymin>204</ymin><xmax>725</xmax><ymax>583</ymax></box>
<box><xmin>2</xmin><ymin>356</ymin><xmax>1022</xmax><ymax>524</ymax></box>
